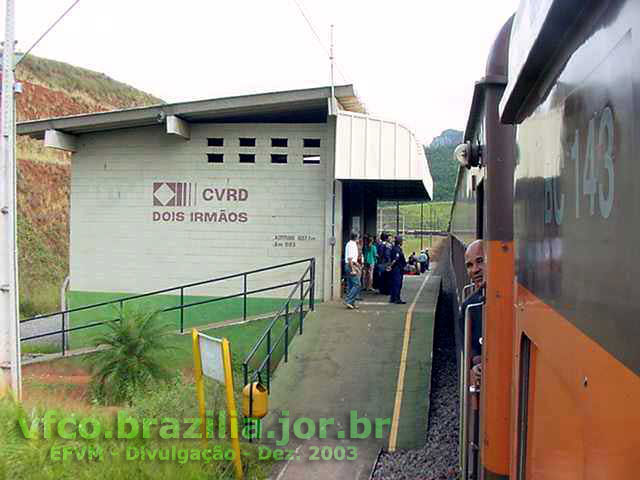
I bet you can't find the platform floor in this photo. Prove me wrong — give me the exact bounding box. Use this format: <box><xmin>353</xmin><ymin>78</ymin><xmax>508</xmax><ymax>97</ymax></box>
<box><xmin>261</xmin><ymin>269</ymin><xmax>441</xmax><ymax>480</ymax></box>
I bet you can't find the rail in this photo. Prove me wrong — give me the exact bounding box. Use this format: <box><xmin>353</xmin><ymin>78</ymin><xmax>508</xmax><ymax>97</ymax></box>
<box><xmin>20</xmin><ymin>258</ymin><xmax>316</xmax><ymax>356</ymax></box>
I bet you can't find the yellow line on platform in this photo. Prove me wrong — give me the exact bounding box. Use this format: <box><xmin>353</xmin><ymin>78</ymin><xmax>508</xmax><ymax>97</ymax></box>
<box><xmin>388</xmin><ymin>273</ymin><xmax>431</xmax><ymax>452</ymax></box>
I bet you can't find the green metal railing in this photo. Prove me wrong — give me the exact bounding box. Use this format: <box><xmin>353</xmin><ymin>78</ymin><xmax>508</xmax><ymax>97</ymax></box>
<box><xmin>21</xmin><ymin>258</ymin><xmax>316</xmax><ymax>355</ymax></box>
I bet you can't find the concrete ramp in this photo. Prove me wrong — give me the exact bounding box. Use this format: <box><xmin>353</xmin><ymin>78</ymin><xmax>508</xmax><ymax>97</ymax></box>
<box><xmin>259</xmin><ymin>272</ymin><xmax>441</xmax><ymax>479</ymax></box>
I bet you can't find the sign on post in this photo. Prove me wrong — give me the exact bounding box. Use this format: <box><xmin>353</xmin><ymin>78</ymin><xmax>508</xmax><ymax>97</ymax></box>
<box><xmin>192</xmin><ymin>329</ymin><xmax>243</xmax><ymax>480</ymax></box>
<box><xmin>198</xmin><ymin>333</ymin><xmax>225</xmax><ymax>382</ymax></box>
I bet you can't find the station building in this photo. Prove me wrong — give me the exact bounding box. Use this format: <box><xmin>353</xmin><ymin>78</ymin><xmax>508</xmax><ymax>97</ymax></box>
<box><xmin>18</xmin><ymin>85</ymin><xmax>432</xmax><ymax>303</ymax></box>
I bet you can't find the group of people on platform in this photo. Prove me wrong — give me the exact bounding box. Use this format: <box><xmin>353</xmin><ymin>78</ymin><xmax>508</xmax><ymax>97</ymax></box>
<box><xmin>343</xmin><ymin>231</ymin><xmax>430</xmax><ymax>310</ymax></box>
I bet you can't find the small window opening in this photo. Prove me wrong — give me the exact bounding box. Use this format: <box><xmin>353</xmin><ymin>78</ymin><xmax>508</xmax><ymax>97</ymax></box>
<box><xmin>239</xmin><ymin>154</ymin><xmax>256</xmax><ymax>163</ymax></box>
<box><xmin>207</xmin><ymin>153</ymin><xmax>224</xmax><ymax>163</ymax></box>
<box><xmin>207</xmin><ymin>138</ymin><xmax>224</xmax><ymax>147</ymax></box>
<box><xmin>271</xmin><ymin>154</ymin><xmax>287</xmax><ymax>164</ymax></box>
<box><xmin>239</xmin><ymin>137</ymin><xmax>256</xmax><ymax>147</ymax></box>
<box><xmin>303</xmin><ymin>138</ymin><xmax>321</xmax><ymax>148</ymax></box>
<box><xmin>271</xmin><ymin>138</ymin><xmax>288</xmax><ymax>148</ymax></box>
<box><xmin>303</xmin><ymin>155</ymin><xmax>321</xmax><ymax>165</ymax></box>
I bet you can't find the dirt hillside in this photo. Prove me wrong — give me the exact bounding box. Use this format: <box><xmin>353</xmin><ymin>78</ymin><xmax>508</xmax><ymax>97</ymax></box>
<box><xmin>4</xmin><ymin>53</ymin><xmax>164</xmax><ymax>316</ymax></box>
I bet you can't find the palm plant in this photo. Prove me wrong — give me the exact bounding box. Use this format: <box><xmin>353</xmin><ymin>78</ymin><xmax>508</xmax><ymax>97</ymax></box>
<box><xmin>88</xmin><ymin>306</ymin><xmax>176</xmax><ymax>405</ymax></box>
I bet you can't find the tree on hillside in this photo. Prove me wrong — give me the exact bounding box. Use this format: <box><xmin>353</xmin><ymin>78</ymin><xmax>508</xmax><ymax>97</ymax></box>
<box><xmin>425</xmin><ymin>144</ymin><xmax>459</xmax><ymax>202</ymax></box>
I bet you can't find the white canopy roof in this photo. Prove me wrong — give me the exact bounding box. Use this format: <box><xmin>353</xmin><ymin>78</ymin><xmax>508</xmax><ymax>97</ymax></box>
<box><xmin>334</xmin><ymin>111</ymin><xmax>433</xmax><ymax>200</ymax></box>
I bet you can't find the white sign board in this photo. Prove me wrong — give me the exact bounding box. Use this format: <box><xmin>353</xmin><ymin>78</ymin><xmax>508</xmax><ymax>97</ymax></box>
<box><xmin>198</xmin><ymin>333</ymin><xmax>225</xmax><ymax>383</ymax></box>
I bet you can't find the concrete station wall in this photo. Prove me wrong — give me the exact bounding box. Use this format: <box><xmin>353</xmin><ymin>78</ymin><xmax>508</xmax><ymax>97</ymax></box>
<box><xmin>69</xmin><ymin>123</ymin><xmax>332</xmax><ymax>300</ymax></box>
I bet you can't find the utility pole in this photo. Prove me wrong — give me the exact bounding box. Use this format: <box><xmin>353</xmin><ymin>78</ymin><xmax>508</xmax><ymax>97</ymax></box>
<box><xmin>329</xmin><ymin>24</ymin><xmax>336</xmax><ymax>115</ymax></box>
<box><xmin>429</xmin><ymin>205</ymin><xmax>433</xmax><ymax>247</ymax></box>
<box><xmin>0</xmin><ymin>0</ymin><xmax>21</xmax><ymax>397</ymax></box>
<box><xmin>420</xmin><ymin>203</ymin><xmax>424</xmax><ymax>250</ymax></box>
<box><xmin>395</xmin><ymin>201</ymin><xmax>400</xmax><ymax>236</ymax></box>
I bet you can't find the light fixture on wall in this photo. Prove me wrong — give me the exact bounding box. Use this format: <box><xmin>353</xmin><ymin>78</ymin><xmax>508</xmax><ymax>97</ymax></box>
<box><xmin>453</xmin><ymin>141</ymin><xmax>482</xmax><ymax>169</ymax></box>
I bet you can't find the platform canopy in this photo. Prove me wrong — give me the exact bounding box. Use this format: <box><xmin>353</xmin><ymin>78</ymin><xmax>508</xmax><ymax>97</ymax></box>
<box><xmin>334</xmin><ymin>111</ymin><xmax>433</xmax><ymax>201</ymax></box>
<box><xmin>16</xmin><ymin>84</ymin><xmax>365</xmax><ymax>139</ymax></box>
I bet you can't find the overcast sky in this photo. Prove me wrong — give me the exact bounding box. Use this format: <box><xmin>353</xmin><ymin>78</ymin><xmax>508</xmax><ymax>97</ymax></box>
<box><xmin>3</xmin><ymin>1</ymin><xmax>519</xmax><ymax>145</ymax></box>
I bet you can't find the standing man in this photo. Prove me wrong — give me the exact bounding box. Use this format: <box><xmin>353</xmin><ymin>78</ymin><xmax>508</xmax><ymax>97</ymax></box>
<box><xmin>344</xmin><ymin>232</ymin><xmax>362</xmax><ymax>309</ymax></box>
<box><xmin>388</xmin><ymin>235</ymin><xmax>407</xmax><ymax>304</ymax></box>
<box><xmin>372</xmin><ymin>234</ymin><xmax>382</xmax><ymax>291</ymax></box>
<box><xmin>418</xmin><ymin>250</ymin><xmax>428</xmax><ymax>273</ymax></box>
<box><xmin>378</xmin><ymin>232</ymin><xmax>393</xmax><ymax>295</ymax></box>
<box><xmin>460</xmin><ymin>239</ymin><xmax>486</xmax><ymax>358</ymax></box>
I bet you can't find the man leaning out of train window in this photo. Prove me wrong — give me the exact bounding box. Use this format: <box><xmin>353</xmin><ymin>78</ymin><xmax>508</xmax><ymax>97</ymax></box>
<box><xmin>460</xmin><ymin>239</ymin><xmax>485</xmax><ymax>385</ymax></box>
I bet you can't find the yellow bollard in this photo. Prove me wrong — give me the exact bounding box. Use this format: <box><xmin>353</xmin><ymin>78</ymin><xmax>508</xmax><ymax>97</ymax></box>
<box><xmin>222</xmin><ymin>338</ymin><xmax>244</xmax><ymax>480</ymax></box>
<box><xmin>191</xmin><ymin>328</ymin><xmax>207</xmax><ymax>444</ymax></box>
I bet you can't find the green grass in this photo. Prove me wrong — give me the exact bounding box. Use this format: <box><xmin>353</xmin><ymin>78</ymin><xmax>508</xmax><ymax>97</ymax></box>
<box><xmin>401</xmin><ymin>235</ymin><xmax>442</xmax><ymax>258</ymax></box>
<box><xmin>378</xmin><ymin>201</ymin><xmax>452</xmax><ymax>233</ymax></box>
<box><xmin>155</xmin><ymin>304</ymin><xmax>306</xmax><ymax>378</ymax></box>
<box><xmin>17</xmin><ymin>214</ymin><xmax>66</xmax><ymax>319</ymax></box>
<box><xmin>0</xmin><ymin>397</ymin><xmax>274</xmax><ymax>480</ymax></box>
<box><xmin>21</xmin><ymin>343</ymin><xmax>61</xmax><ymax>355</ymax></box>
<box><xmin>13</xmin><ymin>303</ymin><xmax>312</xmax><ymax>478</ymax></box>
<box><xmin>63</xmin><ymin>291</ymin><xmax>288</xmax><ymax>350</ymax></box>
<box><xmin>17</xmin><ymin>53</ymin><xmax>164</xmax><ymax>110</ymax></box>
<box><xmin>35</xmin><ymin>303</ymin><xmax>308</xmax><ymax>380</ymax></box>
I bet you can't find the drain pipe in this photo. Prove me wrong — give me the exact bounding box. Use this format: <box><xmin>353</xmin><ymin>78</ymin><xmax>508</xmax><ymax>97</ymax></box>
<box><xmin>60</xmin><ymin>276</ymin><xmax>70</xmax><ymax>354</ymax></box>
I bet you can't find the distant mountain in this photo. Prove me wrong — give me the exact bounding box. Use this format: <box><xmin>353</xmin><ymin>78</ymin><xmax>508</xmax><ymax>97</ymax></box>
<box><xmin>425</xmin><ymin>129</ymin><xmax>463</xmax><ymax>202</ymax></box>
<box><xmin>429</xmin><ymin>129</ymin><xmax>463</xmax><ymax>148</ymax></box>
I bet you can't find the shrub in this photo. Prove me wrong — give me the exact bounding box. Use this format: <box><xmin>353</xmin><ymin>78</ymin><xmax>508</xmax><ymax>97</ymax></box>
<box><xmin>129</xmin><ymin>372</ymin><xmax>199</xmax><ymax>420</ymax></box>
<box><xmin>88</xmin><ymin>306</ymin><xmax>176</xmax><ymax>405</ymax></box>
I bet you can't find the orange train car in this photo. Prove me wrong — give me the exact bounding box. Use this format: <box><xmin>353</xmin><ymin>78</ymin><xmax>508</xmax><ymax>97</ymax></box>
<box><xmin>447</xmin><ymin>1</ymin><xmax>640</xmax><ymax>478</ymax></box>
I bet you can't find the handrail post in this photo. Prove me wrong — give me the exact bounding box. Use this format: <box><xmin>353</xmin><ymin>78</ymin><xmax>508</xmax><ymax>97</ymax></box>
<box><xmin>299</xmin><ymin>278</ymin><xmax>304</xmax><ymax>329</ymax></box>
<box><xmin>180</xmin><ymin>287</ymin><xmax>184</xmax><ymax>333</ymax></box>
<box><xmin>309</xmin><ymin>258</ymin><xmax>316</xmax><ymax>311</ymax></box>
<box><xmin>266</xmin><ymin>331</ymin><xmax>271</xmax><ymax>392</ymax></box>
<box><xmin>243</xmin><ymin>274</ymin><xmax>247</xmax><ymax>323</ymax></box>
<box><xmin>61</xmin><ymin>313</ymin><xmax>66</xmax><ymax>356</ymax></box>
<box><xmin>462</xmin><ymin>302</ymin><xmax>483</xmax><ymax>480</ymax></box>
<box><xmin>285</xmin><ymin>304</ymin><xmax>289</xmax><ymax>363</ymax></box>
<box><xmin>243</xmin><ymin>363</ymin><xmax>250</xmax><ymax>442</ymax></box>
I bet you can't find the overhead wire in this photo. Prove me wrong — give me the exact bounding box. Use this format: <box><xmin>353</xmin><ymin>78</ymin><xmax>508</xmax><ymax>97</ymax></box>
<box><xmin>290</xmin><ymin>0</ymin><xmax>349</xmax><ymax>84</ymax></box>
<box><xmin>14</xmin><ymin>0</ymin><xmax>81</xmax><ymax>68</ymax></box>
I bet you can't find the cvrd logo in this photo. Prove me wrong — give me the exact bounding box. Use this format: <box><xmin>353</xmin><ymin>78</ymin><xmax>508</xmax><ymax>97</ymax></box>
<box><xmin>153</xmin><ymin>182</ymin><xmax>195</xmax><ymax>207</ymax></box>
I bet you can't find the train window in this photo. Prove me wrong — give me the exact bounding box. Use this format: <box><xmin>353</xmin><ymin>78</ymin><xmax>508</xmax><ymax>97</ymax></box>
<box><xmin>517</xmin><ymin>335</ymin><xmax>532</xmax><ymax>480</ymax></box>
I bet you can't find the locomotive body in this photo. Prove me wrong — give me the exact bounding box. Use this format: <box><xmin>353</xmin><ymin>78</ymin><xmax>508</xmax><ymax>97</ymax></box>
<box><xmin>450</xmin><ymin>1</ymin><xmax>640</xmax><ymax>477</ymax></box>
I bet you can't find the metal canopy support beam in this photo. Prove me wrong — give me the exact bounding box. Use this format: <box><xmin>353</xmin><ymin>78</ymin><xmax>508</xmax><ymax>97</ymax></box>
<box><xmin>166</xmin><ymin>115</ymin><xmax>190</xmax><ymax>140</ymax></box>
<box><xmin>44</xmin><ymin>129</ymin><xmax>77</xmax><ymax>152</ymax></box>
